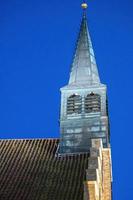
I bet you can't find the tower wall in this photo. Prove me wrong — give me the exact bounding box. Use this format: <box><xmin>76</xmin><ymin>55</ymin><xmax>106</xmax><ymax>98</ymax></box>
<box><xmin>58</xmin><ymin>85</ymin><xmax>109</xmax><ymax>154</ymax></box>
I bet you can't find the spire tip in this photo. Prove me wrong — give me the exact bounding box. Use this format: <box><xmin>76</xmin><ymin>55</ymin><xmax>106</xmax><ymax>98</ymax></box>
<box><xmin>81</xmin><ymin>2</ymin><xmax>88</xmax><ymax>10</ymax></box>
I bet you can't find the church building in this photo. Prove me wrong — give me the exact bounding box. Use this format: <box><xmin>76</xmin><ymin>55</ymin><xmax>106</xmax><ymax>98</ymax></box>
<box><xmin>0</xmin><ymin>2</ymin><xmax>112</xmax><ymax>200</ymax></box>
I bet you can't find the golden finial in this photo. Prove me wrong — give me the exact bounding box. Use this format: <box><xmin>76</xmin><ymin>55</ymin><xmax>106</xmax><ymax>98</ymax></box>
<box><xmin>81</xmin><ymin>2</ymin><xmax>88</xmax><ymax>10</ymax></box>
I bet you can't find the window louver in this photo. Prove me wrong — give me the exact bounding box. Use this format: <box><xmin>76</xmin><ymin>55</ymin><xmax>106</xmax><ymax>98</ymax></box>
<box><xmin>67</xmin><ymin>94</ymin><xmax>82</xmax><ymax>114</ymax></box>
<box><xmin>85</xmin><ymin>93</ymin><xmax>101</xmax><ymax>113</ymax></box>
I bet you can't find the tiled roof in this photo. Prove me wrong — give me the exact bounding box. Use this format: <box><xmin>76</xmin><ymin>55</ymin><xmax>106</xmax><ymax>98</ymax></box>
<box><xmin>0</xmin><ymin>139</ymin><xmax>89</xmax><ymax>200</ymax></box>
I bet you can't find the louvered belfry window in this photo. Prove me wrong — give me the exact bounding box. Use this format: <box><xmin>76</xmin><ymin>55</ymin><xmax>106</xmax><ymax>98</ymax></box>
<box><xmin>67</xmin><ymin>94</ymin><xmax>82</xmax><ymax>114</ymax></box>
<box><xmin>85</xmin><ymin>92</ymin><xmax>101</xmax><ymax>113</ymax></box>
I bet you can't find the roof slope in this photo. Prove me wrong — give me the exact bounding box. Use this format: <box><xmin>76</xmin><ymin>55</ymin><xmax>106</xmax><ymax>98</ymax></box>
<box><xmin>0</xmin><ymin>139</ymin><xmax>89</xmax><ymax>200</ymax></box>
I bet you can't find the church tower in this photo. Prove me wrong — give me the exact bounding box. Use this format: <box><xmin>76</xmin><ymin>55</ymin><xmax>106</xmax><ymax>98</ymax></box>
<box><xmin>58</xmin><ymin>3</ymin><xmax>110</xmax><ymax>155</ymax></box>
<box><xmin>0</xmin><ymin>2</ymin><xmax>112</xmax><ymax>200</ymax></box>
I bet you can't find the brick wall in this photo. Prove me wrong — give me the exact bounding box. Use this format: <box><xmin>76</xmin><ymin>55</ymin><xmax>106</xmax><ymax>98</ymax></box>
<box><xmin>84</xmin><ymin>139</ymin><xmax>112</xmax><ymax>200</ymax></box>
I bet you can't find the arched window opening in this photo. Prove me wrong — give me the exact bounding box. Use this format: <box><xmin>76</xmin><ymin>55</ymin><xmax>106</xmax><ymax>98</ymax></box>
<box><xmin>85</xmin><ymin>92</ymin><xmax>101</xmax><ymax>113</ymax></box>
<box><xmin>67</xmin><ymin>94</ymin><xmax>82</xmax><ymax>115</ymax></box>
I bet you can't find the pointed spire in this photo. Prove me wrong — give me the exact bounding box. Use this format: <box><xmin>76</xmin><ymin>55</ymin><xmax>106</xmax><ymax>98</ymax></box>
<box><xmin>68</xmin><ymin>4</ymin><xmax>100</xmax><ymax>85</ymax></box>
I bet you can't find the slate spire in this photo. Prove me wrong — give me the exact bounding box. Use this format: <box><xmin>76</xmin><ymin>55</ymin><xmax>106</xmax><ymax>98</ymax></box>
<box><xmin>69</xmin><ymin>8</ymin><xmax>100</xmax><ymax>85</ymax></box>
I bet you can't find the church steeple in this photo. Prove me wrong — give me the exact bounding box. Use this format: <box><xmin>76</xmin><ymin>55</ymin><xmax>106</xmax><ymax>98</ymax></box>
<box><xmin>58</xmin><ymin>3</ymin><xmax>110</xmax><ymax>155</ymax></box>
<box><xmin>69</xmin><ymin>4</ymin><xmax>100</xmax><ymax>85</ymax></box>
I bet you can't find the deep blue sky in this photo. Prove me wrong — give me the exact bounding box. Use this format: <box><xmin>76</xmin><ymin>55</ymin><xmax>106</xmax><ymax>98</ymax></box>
<box><xmin>0</xmin><ymin>0</ymin><xmax>133</xmax><ymax>199</ymax></box>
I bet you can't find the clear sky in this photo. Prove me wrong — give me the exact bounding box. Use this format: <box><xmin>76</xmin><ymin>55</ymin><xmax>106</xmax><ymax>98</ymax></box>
<box><xmin>0</xmin><ymin>0</ymin><xmax>133</xmax><ymax>199</ymax></box>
